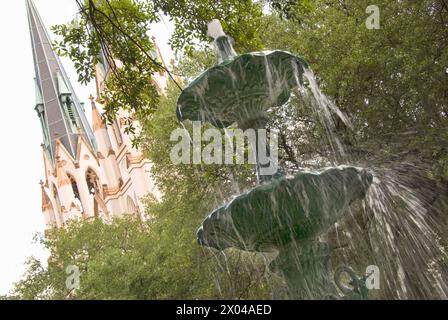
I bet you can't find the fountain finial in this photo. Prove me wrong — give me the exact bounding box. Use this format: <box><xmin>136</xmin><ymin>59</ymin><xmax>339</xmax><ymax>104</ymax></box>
<box><xmin>207</xmin><ymin>19</ymin><xmax>226</xmax><ymax>40</ymax></box>
<box><xmin>207</xmin><ymin>19</ymin><xmax>237</xmax><ymax>63</ymax></box>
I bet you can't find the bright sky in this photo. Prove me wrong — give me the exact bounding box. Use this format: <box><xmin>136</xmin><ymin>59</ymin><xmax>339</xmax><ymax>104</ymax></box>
<box><xmin>0</xmin><ymin>0</ymin><xmax>173</xmax><ymax>295</ymax></box>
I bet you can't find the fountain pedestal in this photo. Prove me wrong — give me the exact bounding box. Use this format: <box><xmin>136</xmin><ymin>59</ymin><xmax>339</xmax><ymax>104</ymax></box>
<box><xmin>270</xmin><ymin>241</ymin><xmax>338</xmax><ymax>299</ymax></box>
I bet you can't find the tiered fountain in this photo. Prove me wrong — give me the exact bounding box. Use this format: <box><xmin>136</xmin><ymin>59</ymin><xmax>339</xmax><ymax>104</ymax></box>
<box><xmin>176</xmin><ymin>20</ymin><xmax>373</xmax><ymax>299</ymax></box>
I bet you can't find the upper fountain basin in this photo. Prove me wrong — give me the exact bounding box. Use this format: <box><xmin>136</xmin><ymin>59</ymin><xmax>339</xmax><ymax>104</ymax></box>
<box><xmin>176</xmin><ymin>50</ymin><xmax>309</xmax><ymax>130</ymax></box>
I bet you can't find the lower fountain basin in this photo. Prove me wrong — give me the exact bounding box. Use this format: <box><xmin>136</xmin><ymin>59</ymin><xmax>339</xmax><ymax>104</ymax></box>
<box><xmin>197</xmin><ymin>165</ymin><xmax>373</xmax><ymax>252</ymax></box>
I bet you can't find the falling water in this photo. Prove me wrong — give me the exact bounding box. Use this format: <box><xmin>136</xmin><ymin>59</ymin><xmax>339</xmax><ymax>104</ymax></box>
<box><xmin>282</xmin><ymin>62</ymin><xmax>448</xmax><ymax>299</ymax></box>
<box><xmin>354</xmin><ymin>166</ymin><xmax>448</xmax><ymax>299</ymax></box>
<box><xmin>181</xmin><ymin>22</ymin><xmax>448</xmax><ymax>298</ymax></box>
<box><xmin>301</xmin><ymin>68</ymin><xmax>350</xmax><ymax>161</ymax></box>
<box><xmin>215</xmin><ymin>61</ymin><xmax>445</xmax><ymax>299</ymax></box>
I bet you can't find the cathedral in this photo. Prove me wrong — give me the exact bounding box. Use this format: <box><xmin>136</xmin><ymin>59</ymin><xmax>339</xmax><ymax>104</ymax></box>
<box><xmin>26</xmin><ymin>0</ymin><xmax>168</xmax><ymax>231</ymax></box>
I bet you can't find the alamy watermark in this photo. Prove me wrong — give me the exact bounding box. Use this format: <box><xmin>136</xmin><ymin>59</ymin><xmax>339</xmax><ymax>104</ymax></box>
<box><xmin>366</xmin><ymin>5</ymin><xmax>380</xmax><ymax>29</ymax></box>
<box><xmin>365</xmin><ymin>264</ymin><xmax>380</xmax><ymax>290</ymax></box>
<box><xmin>170</xmin><ymin>121</ymin><xmax>279</xmax><ymax>176</ymax></box>
<box><xmin>335</xmin><ymin>264</ymin><xmax>380</xmax><ymax>296</ymax></box>
<box><xmin>66</xmin><ymin>265</ymin><xmax>80</xmax><ymax>291</ymax></box>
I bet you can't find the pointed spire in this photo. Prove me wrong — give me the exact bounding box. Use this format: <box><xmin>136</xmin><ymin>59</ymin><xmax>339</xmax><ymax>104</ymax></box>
<box><xmin>55</xmin><ymin>156</ymin><xmax>71</xmax><ymax>188</ymax></box>
<box><xmin>90</xmin><ymin>95</ymin><xmax>106</xmax><ymax>131</ymax></box>
<box><xmin>151</xmin><ymin>36</ymin><xmax>167</xmax><ymax>68</ymax></box>
<box><xmin>26</xmin><ymin>0</ymin><xmax>97</xmax><ymax>164</ymax></box>
<box><xmin>40</xmin><ymin>180</ymin><xmax>53</xmax><ymax>211</ymax></box>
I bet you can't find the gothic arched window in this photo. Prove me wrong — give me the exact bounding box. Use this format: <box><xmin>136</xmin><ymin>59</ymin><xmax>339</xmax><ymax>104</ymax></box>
<box><xmin>126</xmin><ymin>196</ymin><xmax>139</xmax><ymax>216</ymax></box>
<box><xmin>52</xmin><ymin>184</ymin><xmax>63</xmax><ymax>226</ymax></box>
<box><xmin>67</xmin><ymin>173</ymin><xmax>83</xmax><ymax>213</ymax></box>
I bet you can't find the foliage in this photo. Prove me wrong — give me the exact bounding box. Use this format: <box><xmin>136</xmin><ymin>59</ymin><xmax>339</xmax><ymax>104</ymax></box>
<box><xmin>51</xmin><ymin>0</ymin><xmax>263</xmax><ymax>132</ymax></box>
<box><xmin>266</xmin><ymin>0</ymin><xmax>313</xmax><ymax>21</ymax></box>
<box><xmin>138</xmin><ymin>80</ymin><xmax>272</xmax><ymax>299</ymax></box>
<box><xmin>53</xmin><ymin>0</ymin><xmax>163</xmax><ymax>134</ymax></box>
<box><xmin>152</xmin><ymin>0</ymin><xmax>264</xmax><ymax>55</ymax></box>
<box><xmin>11</xmin><ymin>214</ymin><xmax>270</xmax><ymax>299</ymax></box>
<box><xmin>12</xmin><ymin>81</ymin><xmax>271</xmax><ymax>300</ymax></box>
<box><xmin>260</xmin><ymin>0</ymin><xmax>448</xmax><ymax>177</ymax></box>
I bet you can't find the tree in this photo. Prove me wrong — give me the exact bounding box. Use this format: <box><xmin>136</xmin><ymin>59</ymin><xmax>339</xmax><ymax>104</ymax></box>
<box><xmin>12</xmin><ymin>0</ymin><xmax>273</xmax><ymax>301</ymax></box>
<box><xmin>11</xmin><ymin>214</ymin><xmax>271</xmax><ymax>300</ymax></box>
<box><xmin>11</xmin><ymin>81</ymin><xmax>271</xmax><ymax>300</ymax></box>
<box><xmin>261</xmin><ymin>0</ymin><xmax>448</xmax><ymax>177</ymax></box>
<box><xmin>52</xmin><ymin>0</ymin><xmax>263</xmax><ymax>134</ymax></box>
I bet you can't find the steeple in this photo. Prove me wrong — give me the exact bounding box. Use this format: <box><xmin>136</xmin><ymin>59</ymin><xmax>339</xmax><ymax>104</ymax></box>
<box><xmin>90</xmin><ymin>95</ymin><xmax>106</xmax><ymax>132</ymax></box>
<box><xmin>40</xmin><ymin>180</ymin><xmax>52</xmax><ymax>211</ymax></box>
<box><xmin>27</xmin><ymin>0</ymin><xmax>164</xmax><ymax>231</ymax></box>
<box><xmin>26</xmin><ymin>0</ymin><xmax>96</xmax><ymax>165</ymax></box>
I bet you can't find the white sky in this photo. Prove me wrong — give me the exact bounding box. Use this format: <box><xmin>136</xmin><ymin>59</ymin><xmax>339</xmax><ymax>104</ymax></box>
<box><xmin>0</xmin><ymin>0</ymin><xmax>173</xmax><ymax>295</ymax></box>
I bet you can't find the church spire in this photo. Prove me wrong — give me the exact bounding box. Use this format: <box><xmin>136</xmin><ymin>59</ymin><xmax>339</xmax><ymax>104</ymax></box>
<box><xmin>26</xmin><ymin>0</ymin><xmax>97</xmax><ymax>165</ymax></box>
<box><xmin>90</xmin><ymin>95</ymin><xmax>106</xmax><ymax>132</ymax></box>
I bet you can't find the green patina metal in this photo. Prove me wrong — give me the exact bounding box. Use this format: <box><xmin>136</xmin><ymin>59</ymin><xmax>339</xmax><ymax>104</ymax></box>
<box><xmin>176</xmin><ymin>20</ymin><xmax>373</xmax><ymax>299</ymax></box>
<box><xmin>177</xmin><ymin>47</ymin><xmax>309</xmax><ymax>129</ymax></box>
<box><xmin>195</xmin><ymin>165</ymin><xmax>373</xmax><ymax>299</ymax></box>
<box><xmin>197</xmin><ymin>166</ymin><xmax>372</xmax><ymax>252</ymax></box>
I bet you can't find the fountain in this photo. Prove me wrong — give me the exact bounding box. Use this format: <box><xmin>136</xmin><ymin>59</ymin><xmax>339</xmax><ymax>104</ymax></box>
<box><xmin>176</xmin><ymin>20</ymin><xmax>373</xmax><ymax>299</ymax></box>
